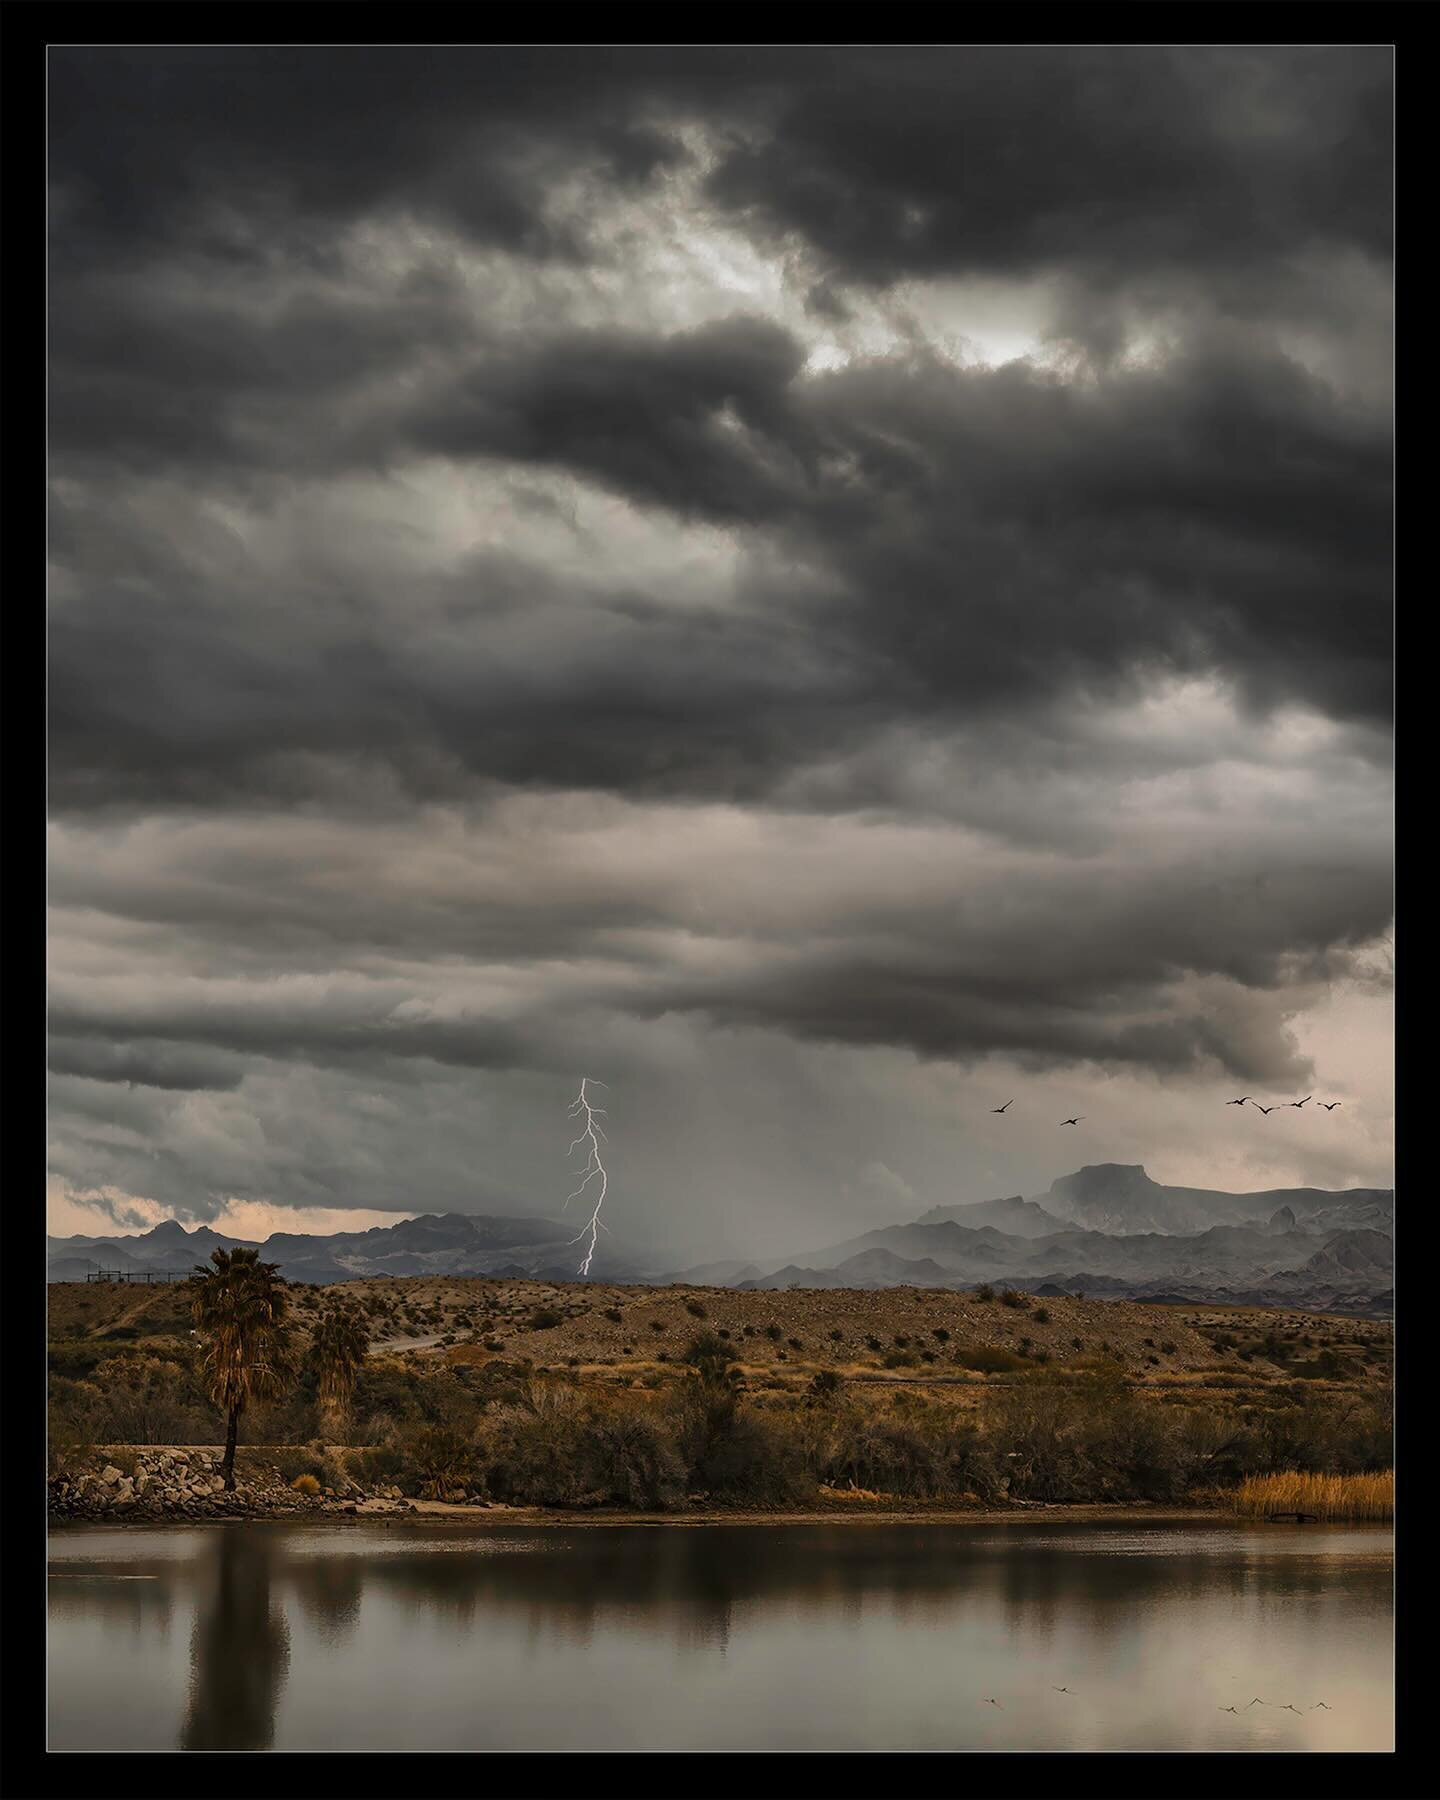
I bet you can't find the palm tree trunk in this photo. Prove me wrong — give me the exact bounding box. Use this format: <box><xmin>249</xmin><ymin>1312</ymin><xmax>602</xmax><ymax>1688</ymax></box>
<box><xmin>222</xmin><ymin>1406</ymin><xmax>239</xmax><ymax>1490</ymax></box>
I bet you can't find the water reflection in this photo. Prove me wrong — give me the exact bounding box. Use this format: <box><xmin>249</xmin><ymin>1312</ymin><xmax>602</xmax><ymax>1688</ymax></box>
<box><xmin>48</xmin><ymin>1521</ymin><xmax>1393</xmax><ymax>1753</ymax></box>
<box><xmin>181</xmin><ymin>1531</ymin><xmax>290</xmax><ymax>1750</ymax></box>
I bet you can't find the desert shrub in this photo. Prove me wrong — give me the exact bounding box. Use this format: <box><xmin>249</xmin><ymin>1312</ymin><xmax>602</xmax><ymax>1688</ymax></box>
<box><xmin>684</xmin><ymin>1406</ymin><xmax>814</xmax><ymax>1505</ymax></box>
<box><xmin>650</xmin><ymin>1320</ymin><xmax>666</xmax><ymax>1333</ymax></box>
<box><xmin>830</xmin><ymin>1329</ymin><xmax>844</xmax><ymax>1342</ymax></box>
<box><xmin>602</xmin><ymin>1307</ymin><xmax>623</xmax><ymax>1323</ymax></box>
<box><xmin>681</xmin><ymin>1331</ymin><xmax>737</xmax><ymax>1383</ymax></box>
<box><xmin>974</xmin><ymin>1285</ymin><xmax>995</xmax><ymax>1302</ymax></box>
<box><xmin>893</xmin><ymin>1335</ymin><xmax>910</xmax><ymax>1348</ymax></box>
<box><xmin>765</xmin><ymin>1325</ymin><xmax>783</xmax><ymax>1342</ymax></box>
<box><xmin>1072</xmin><ymin>1337</ymin><xmax>1084</xmax><ymax>1350</ymax></box>
<box><xmin>952</xmin><ymin>1343</ymin><xmax>1026</xmax><ymax>1374</ymax></box>
<box><xmin>410</xmin><ymin>1425</ymin><xmax>475</xmax><ymax>1499</ymax></box>
<box><xmin>274</xmin><ymin>1446</ymin><xmax>328</xmax><ymax>1484</ymax></box>
<box><xmin>819</xmin><ymin>1403</ymin><xmax>999</xmax><ymax>1501</ymax></box>
<box><xmin>865</xmin><ymin>1336</ymin><xmax>883</xmax><ymax>1352</ymax></box>
<box><xmin>481</xmin><ymin>1384</ymin><xmax>687</xmax><ymax>1509</ymax></box>
<box><xmin>290</xmin><ymin>1473</ymin><xmax>321</xmax><ymax>1496</ymax></box>
<box><xmin>807</xmin><ymin>1369</ymin><xmax>843</xmax><ymax>1405</ymax></box>
<box><xmin>883</xmin><ymin>1350</ymin><xmax>919</xmax><ymax>1369</ymax></box>
<box><xmin>685</xmin><ymin>1299</ymin><xmax>708</xmax><ymax>1319</ymax></box>
<box><xmin>787</xmin><ymin>1337</ymin><xmax>804</xmax><ymax>1352</ymax></box>
<box><xmin>932</xmin><ymin>1328</ymin><xmax>950</xmax><ymax>1344</ymax></box>
<box><xmin>999</xmin><ymin>1290</ymin><xmax>1029</xmax><ymax>1310</ymax></box>
<box><xmin>743</xmin><ymin>1325</ymin><xmax>756</xmax><ymax>1337</ymax></box>
<box><xmin>1033</xmin><ymin>1307</ymin><xmax>1051</xmax><ymax>1325</ymax></box>
<box><xmin>351</xmin><ymin>1443</ymin><xmax>410</xmax><ymax>1490</ymax></box>
<box><xmin>54</xmin><ymin>1351</ymin><xmax>214</xmax><ymax>1445</ymax></box>
<box><xmin>1160</xmin><ymin>1341</ymin><xmax>1177</xmax><ymax>1355</ymax></box>
<box><xmin>527</xmin><ymin>1309</ymin><xmax>564</xmax><ymax>1331</ymax></box>
<box><xmin>717</xmin><ymin>1328</ymin><xmax>732</xmax><ymax>1339</ymax></box>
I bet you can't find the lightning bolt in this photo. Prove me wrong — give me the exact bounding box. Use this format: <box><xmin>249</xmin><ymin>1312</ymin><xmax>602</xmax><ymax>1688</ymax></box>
<box><xmin>564</xmin><ymin>1077</ymin><xmax>610</xmax><ymax>1277</ymax></box>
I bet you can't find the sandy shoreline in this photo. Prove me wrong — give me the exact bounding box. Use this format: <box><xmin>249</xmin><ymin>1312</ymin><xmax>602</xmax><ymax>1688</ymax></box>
<box><xmin>51</xmin><ymin>1501</ymin><xmax>1276</xmax><ymax>1532</ymax></box>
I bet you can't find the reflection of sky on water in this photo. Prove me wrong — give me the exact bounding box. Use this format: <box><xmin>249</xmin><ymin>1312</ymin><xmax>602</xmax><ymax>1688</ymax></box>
<box><xmin>49</xmin><ymin>1521</ymin><xmax>1393</xmax><ymax>1752</ymax></box>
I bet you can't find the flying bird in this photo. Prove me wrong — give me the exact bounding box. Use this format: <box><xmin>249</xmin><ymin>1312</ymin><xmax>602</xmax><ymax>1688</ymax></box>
<box><xmin>1061</xmin><ymin>1117</ymin><xmax>1084</xmax><ymax>1125</ymax></box>
<box><xmin>1289</xmin><ymin>1095</ymin><xmax>1313</xmax><ymax>1109</ymax></box>
<box><xmin>1251</xmin><ymin>1104</ymin><xmax>1278</xmax><ymax>1115</ymax></box>
<box><xmin>1219</xmin><ymin>1705</ymin><xmax>1239</xmax><ymax>1713</ymax></box>
<box><xmin>1226</xmin><ymin>1096</ymin><xmax>1252</xmax><ymax>1106</ymax></box>
<box><xmin>1280</xmin><ymin>1704</ymin><xmax>1302</xmax><ymax>1714</ymax></box>
<box><xmin>1246</xmin><ymin>1698</ymin><xmax>1268</xmax><ymax>1707</ymax></box>
<box><xmin>982</xmin><ymin>1697</ymin><xmax>1002</xmax><ymax>1707</ymax></box>
<box><xmin>1319</xmin><ymin>1102</ymin><xmax>1341</xmax><ymax>1111</ymax></box>
<box><xmin>1310</xmin><ymin>1702</ymin><xmax>1331</xmax><ymax>1710</ymax></box>
<box><xmin>991</xmin><ymin>1100</ymin><xmax>1014</xmax><ymax>1114</ymax></box>
<box><xmin>1052</xmin><ymin>1686</ymin><xmax>1074</xmax><ymax>1694</ymax></box>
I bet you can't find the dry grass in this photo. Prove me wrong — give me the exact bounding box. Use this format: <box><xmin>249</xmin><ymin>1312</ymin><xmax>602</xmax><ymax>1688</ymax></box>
<box><xmin>1233</xmin><ymin>1470</ymin><xmax>1392</xmax><ymax>1522</ymax></box>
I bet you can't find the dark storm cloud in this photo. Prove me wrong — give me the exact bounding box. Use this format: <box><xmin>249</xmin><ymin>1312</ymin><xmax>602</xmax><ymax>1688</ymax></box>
<box><xmin>49</xmin><ymin>46</ymin><xmax>1389</xmax><ymax>281</ymax></box>
<box><xmin>707</xmin><ymin>46</ymin><xmax>1392</xmax><ymax>291</ymax></box>
<box><xmin>46</xmin><ymin>47</ymin><xmax>1392</xmax><ymax>1224</ymax></box>
<box><xmin>48</xmin><ymin>317</ymin><xmax>1390</xmax><ymax>819</ymax></box>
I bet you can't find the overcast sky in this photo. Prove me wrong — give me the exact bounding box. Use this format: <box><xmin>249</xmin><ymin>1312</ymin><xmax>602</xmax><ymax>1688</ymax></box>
<box><xmin>47</xmin><ymin>46</ymin><xmax>1393</xmax><ymax>1262</ymax></box>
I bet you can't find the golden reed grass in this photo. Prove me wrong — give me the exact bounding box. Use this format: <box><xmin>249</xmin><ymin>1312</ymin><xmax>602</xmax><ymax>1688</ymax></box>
<box><xmin>1233</xmin><ymin>1470</ymin><xmax>1393</xmax><ymax>1522</ymax></box>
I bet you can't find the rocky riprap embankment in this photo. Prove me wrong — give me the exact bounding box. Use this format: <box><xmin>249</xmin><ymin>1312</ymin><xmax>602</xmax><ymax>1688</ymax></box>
<box><xmin>48</xmin><ymin>1447</ymin><xmax>420</xmax><ymax>1522</ymax></box>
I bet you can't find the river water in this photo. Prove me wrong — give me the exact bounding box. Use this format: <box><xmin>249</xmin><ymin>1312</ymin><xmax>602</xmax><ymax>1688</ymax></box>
<box><xmin>47</xmin><ymin>1518</ymin><xmax>1393</xmax><ymax>1753</ymax></box>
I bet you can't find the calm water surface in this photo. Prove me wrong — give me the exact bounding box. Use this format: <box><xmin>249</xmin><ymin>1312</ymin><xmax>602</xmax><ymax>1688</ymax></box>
<box><xmin>48</xmin><ymin>1519</ymin><xmax>1393</xmax><ymax>1752</ymax></box>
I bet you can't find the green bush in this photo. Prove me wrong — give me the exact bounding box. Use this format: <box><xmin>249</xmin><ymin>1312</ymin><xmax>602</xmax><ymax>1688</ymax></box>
<box><xmin>527</xmin><ymin>1309</ymin><xmax>564</xmax><ymax>1331</ymax></box>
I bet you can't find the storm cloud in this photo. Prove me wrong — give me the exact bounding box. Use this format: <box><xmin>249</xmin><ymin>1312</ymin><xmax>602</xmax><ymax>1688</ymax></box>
<box><xmin>47</xmin><ymin>47</ymin><xmax>1392</xmax><ymax>1255</ymax></box>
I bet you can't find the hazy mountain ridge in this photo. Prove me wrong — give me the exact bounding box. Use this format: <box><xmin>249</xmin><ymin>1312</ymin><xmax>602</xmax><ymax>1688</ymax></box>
<box><xmin>743</xmin><ymin>1165</ymin><xmax>1393</xmax><ymax>1313</ymax></box>
<box><xmin>46</xmin><ymin>1164</ymin><xmax>1393</xmax><ymax>1313</ymax></box>
<box><xmin>47</xmin><ymin>1211</ymin><xmax>657</xmax><ymax>1286</ymax></box>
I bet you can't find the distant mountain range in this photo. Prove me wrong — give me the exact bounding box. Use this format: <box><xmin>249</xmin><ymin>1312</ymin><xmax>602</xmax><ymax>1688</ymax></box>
<box><xmin>46</xmin><ymin>1212</ymin><xmax>658</xmax><ymax>1287</ymax></box>
<box><xmin>730</xmin><ymin>1166</ymin><xmax>1393</xmax><ymax>1314</ymax></box>
<box><xmin>47</xmin><ymin>1164</ymin><xmax>1394</xmax><ymax>1315</ymax></box>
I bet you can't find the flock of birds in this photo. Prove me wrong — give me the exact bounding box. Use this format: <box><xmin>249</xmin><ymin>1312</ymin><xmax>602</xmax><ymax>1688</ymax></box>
<box><xmin>979</xmin><ymin>1691</ymin><xmax>1331</xmax><ymax>1713</ymax></box>
<box><xmin>986</xmin><ymin>1096</ymin><xmax>1342</xmax><ymax>1122</ymax></box>
<box><xmin>1226</xmin><ymin>1094</ymin><xmax>1341</xmax><ymax>1115</ymax></box>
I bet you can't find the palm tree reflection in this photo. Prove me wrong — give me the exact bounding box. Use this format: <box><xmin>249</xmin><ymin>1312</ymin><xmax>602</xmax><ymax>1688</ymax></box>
<box><xmin>181</xmin><ymin>1529</ymin><xmax>290</xmax><ymax>1750</ymax></box>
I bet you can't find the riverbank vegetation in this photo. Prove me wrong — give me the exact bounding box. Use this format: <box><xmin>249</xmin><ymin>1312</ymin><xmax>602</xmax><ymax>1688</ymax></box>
<box><xmin>1233</xmin><ymin>1470</ymin><xmax>1393</xmax><ymax>1522</ymax></box>
<box><xmin>50</xmin><ymin>1280</ymin><xmax>1393</xmax><ymax>1511</ymax></box>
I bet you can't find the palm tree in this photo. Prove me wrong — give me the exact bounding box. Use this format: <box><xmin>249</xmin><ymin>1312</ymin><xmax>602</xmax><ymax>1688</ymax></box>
<box><xmin>189</xmin><ymin>1247</ymin><xmax>295</xmax><ymax>1491</ymax></box>
<box><xmin>308</xmin><ymin>1304</ymin><xmax>370</xmax><ymax>1436</ymax></box>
